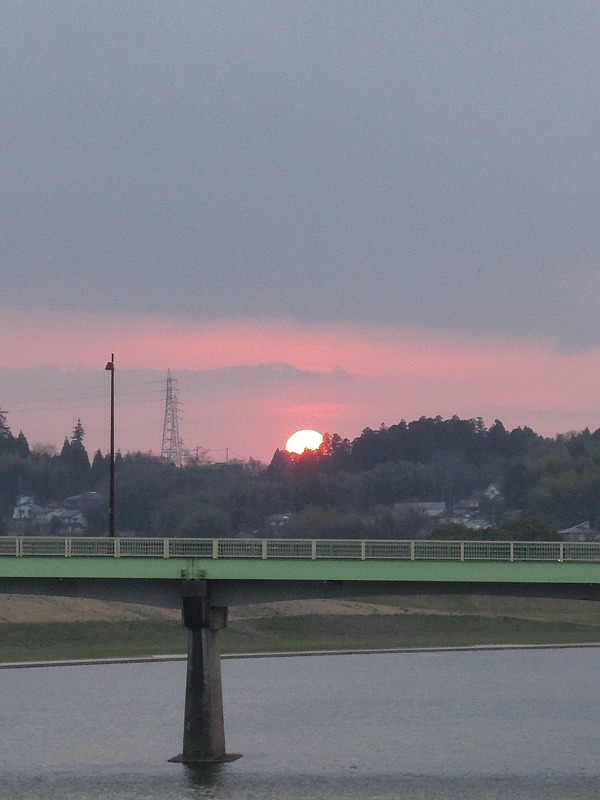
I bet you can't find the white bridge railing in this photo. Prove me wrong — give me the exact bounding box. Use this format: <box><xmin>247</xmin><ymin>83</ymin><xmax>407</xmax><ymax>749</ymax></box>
<box><xmin>0</xmin><ymin>537</ymin><xmax>599</xmax><ymax>562</ymax></box>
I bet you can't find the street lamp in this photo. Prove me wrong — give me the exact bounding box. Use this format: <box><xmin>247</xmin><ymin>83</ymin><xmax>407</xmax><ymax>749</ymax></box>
<box><xmin>105</xmin><ymin>354</ymin><xmax>115</xmax><ymax>537</ymax></box>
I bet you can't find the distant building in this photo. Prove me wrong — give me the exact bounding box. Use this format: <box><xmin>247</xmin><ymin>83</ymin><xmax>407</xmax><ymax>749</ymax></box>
<box><xmin>394</xmin><ymin>502</ymin><xmax>446</xmax><ymax>519</ymax></box>
<box><xmin>453</xmin><ymin>496</ymin><xmax>480</xmax><ymax>515</ymax></box>
<box><xmin>482</xmin><ymin>483</ymin><xmax>502</xmax><ymax>500</ymax></box>
<box><xmin>11</xmin><ymin>495</ymin><xmax>87</xmax><ymax>534</ymax></box>
<box><xmin>267</xmin><ymin>513</ymin><xmax>292</xmax><ymax>530</ymax></box>
<box><xmin>560</xmin><ymin>522</ymin><xmax>600</xmax><ymax>542</ymax></box>
<box><xmin>63</xmin><ymin>492</ymin><xmax>102</xmax><ymax>513</ymax></box>
<box><xmin>452</xmin><ymin>483</ymin><xmax>505</xmax><ymax>526</ymax></box>
<box><xmin>461</xmin><ymin>517</ymin><xmax>492</xmax><ymax>531</ymax></box>
<box><xmin>39</xmin><ymin>506</ymin><xmax>87</xmax><ymax>534</ymax></box>
<box><xmin>12</xmin><ymin>496</ymin><xmax>42</xmax><ymax>520</ymax></box>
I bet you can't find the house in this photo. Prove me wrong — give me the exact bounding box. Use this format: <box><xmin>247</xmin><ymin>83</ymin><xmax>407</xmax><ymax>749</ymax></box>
<box><xmin>462</xmin><ymin>517</ymin><xmax>493</xmax><ymax>531</ymax></box>
<box><xmin>12</xmin><ymin>496</ymin><xmax>42</xmax><ymax>520</ymax></box>
<box><xmin>39</xmin><ymin>506</ymin><xmax>87</xmax><ymax>534</ymax></box>
<box><xmin>267</xmin><ymin>513</ymin><xmax>292</xmax><ymax>530</ymax></box>
<box><xmin>453</xmin><ymin>483</ymin><xmax>505</xmax><ymax>524</ymax></box>
<box><xmin>63</xmin><ymin>492</ymin><xmax>103</xmax><ymax>514</ymax></box>
<box><xmin>560</xmin><ymin>522</ymin><xmax>600</xmax><ymax>542</ymax></box>
<box><xmin>394</xmin><ymin>502</ymin><xmax>446</xmax><ymax>519</ymax></box>
<box><xmin>453</xmin><ymin>496</ymin><xmax>480</xmax><ymax>516</ymax></box>
<box><xmin>482</xmin><ymin>483</ymin><xmax>502</xmax><ymax>500</ymax></box>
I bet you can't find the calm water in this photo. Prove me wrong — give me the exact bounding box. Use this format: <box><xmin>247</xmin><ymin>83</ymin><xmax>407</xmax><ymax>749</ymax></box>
<box><xmin>1</xmin><ymin>648</ymin><xmax>599</xmax><ymax>799</ymax></box>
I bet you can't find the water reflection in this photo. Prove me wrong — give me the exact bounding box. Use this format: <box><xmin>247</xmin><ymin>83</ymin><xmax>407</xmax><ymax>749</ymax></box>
<box><xmin>183</xmin><ymin>763</ymin><xmax>228</xmax><ymax>792</ymax></box>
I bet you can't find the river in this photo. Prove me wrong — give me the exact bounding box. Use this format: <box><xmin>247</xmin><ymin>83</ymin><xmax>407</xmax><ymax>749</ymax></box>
<box><xmin>1</xmin><ymin>647</ymin><xmax>599</xmax><ymax>799</ymax></box>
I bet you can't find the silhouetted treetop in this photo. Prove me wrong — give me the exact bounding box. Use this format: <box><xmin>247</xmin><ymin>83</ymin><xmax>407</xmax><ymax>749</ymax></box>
<box><xmin>350</xmin><ymin>416</ymin><xmax>542</xmax><ymax>469</ymax></box>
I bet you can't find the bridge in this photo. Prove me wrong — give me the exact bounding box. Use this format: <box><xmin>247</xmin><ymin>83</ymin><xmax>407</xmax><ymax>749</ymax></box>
<box><xmin>2</xmin><ymin>535</ymin><xmax>600</xmax><ymax>763</ymax></box>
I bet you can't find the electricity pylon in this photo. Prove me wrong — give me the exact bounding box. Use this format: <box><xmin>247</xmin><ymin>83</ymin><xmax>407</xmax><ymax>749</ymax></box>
<box><xmin>161</xmin><ymin>369</ymin><xmax>184</xmax><ymax>466</ymax></box>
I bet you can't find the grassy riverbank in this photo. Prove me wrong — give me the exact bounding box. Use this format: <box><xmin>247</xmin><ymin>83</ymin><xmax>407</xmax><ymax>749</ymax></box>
<box><xmin>222</xmin><ymin>614</ymin><xmax>600</xmax><ymax>654</ymax></box>
<box><xmin>2</xmin><ymin>594</ymin><xmax>600</xmax><ymax>662</ymax></box>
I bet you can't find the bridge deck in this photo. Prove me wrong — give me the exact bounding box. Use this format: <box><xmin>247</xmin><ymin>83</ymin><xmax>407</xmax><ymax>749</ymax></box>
<box><xmin>1</xmin><ymin>537</ymin><xmax>600</xmax><ymax>585</ymax></box>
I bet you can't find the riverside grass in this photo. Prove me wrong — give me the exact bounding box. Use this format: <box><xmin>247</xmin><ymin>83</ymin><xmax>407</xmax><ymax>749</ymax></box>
<box><xmin>2</xmin><ymin>597</ymin><xmax>600</xmax><ymax>662</ymax></box>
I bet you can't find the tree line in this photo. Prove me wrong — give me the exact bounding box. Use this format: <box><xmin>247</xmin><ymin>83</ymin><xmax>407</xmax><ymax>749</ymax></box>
<box><xmin>2</xmin><ymin>409</ymin><xmax>600</xmax><ymax>538</ymax></box>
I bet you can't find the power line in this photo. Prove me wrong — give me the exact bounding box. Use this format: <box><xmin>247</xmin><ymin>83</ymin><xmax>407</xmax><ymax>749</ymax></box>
<box><xmin>1</xmin><ymin>382</ymin><xmax>164</xmax><ymax>414</ymax></box>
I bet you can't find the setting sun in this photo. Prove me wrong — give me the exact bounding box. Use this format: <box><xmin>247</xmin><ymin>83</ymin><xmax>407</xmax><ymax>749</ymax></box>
<box><xmin>285</xmin><ymin>429</ymin><xmax>324</xmax><ymax>454</ymax></box>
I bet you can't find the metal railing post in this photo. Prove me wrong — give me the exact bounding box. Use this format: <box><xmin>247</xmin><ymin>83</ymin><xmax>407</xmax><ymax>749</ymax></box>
<box><xmin>361</xmin><ymin>540</ymin><xmax>366</xmax><ymax>560</ymax></box>
<box><xmin>410</xmin><ymin>540</ymin><xmax>415</xmax><ymax>561</ymax></box>
<box><xmin>311</xmin><ymin>539</ymin><xmax>317</xmax><ymax>560</ymax></box>
<box><xmin>164</xmin><ymin>538</ymin><xmax>170</xmax><ymax>558</ymax></box>
<box><xmin>261</xmin><ymin>539</ymin><xmax>268</xmax><ymax>559</ymax></box>
<box><xmin>212</xmin><ymin>539</ymin><xmax>219</xmax><ymax>559</ymax></box>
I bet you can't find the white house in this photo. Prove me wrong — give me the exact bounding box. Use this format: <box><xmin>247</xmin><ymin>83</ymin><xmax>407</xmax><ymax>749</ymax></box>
<box><xmin>40</xmin><ymin>506</ymin><xmax>87</xmax><ymax>533</ymax></box>
<box><xmin>482</xmin><ymin>483</ymin><xmax>502</xmax><ymax>500</ymax></box>
<box><xmin>12</xmin><ymin>496</ymin><xmax>42</xmax><ymax>520</ymax></box>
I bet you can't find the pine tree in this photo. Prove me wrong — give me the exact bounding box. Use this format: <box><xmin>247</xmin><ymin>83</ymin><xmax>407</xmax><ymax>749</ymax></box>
<box><xmin>0</xmin><ymin>407</ymin><xmax>15</xmax><ymax>455</ymax></box>
<box><xmin>90</xmin><ymin>449</ymin><xmax>107</xmax><ymax>485</ymax></box>
<box><xmin>70</xmin><ymin>419</ymin><xmax>90</xmax><ymax>471</ymax></box>
<box><xmin>58</xmin><ymin>420</ymin><xmax>91</xmax><ymax>494</ymax></box>
<box><xmin>0</xmin><ymin>407</ymin><xmax>10</xmax><ymax>440</ymax></box>
<box><xmin>15</xmin><ymin>431</ymin><xmax>30</xmax><ymax>459</ymax></box>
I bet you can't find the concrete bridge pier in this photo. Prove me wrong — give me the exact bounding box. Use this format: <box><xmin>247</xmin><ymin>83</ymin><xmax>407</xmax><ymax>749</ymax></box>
<box><xmin>170</xmin><ymin>580</ymin><xmax>241</xmax><ymax>764</ymax></box>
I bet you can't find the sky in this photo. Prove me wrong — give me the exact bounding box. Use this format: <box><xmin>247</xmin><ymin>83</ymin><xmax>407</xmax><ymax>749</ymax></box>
<box><xmin>2</xmin><ymin>1</ymin><xmax>600</xmax><ymax>463</ymax></box>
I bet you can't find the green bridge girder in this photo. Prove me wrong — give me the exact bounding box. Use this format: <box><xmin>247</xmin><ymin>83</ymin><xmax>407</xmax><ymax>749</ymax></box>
<box><xmin>1</xmin><ymin>554</ymin><xmax>600</xmax><ymax>584</ymax></box>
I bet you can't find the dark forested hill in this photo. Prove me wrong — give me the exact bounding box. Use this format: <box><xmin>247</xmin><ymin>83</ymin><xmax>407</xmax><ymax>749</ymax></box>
<box><xmin>2</xmin><ymin>409</ymin><xmax>600</xmax><ymax>537</ymax></box>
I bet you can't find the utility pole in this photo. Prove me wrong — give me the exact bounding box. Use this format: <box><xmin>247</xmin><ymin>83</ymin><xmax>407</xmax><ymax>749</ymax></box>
<box><xmin>105</xmin><ymin>354</ymin><xmax>115</xmax><ymax>537</ymax></box>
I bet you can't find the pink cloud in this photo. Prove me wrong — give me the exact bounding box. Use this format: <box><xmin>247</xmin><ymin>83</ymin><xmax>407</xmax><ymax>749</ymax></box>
<box><xmin>2</xmin><ymin>310</ymin><xmax>600</xmax><ymax>461</ymax></box>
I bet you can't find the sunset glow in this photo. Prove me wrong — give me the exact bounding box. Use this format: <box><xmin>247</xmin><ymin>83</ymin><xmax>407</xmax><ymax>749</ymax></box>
<box><xmin>285</xmin><ymin>429</ymin><xmax>324</xmax><ymax>454</ymax></box>
<box><xmin>2</xmin><ymin>310</ymin><xmax>600</xmax><ymax>463</ymax></box>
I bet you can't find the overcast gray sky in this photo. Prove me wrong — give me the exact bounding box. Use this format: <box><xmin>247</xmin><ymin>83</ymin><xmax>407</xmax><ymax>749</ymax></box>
<box><xmin>3</xmin><ymin>1</ymin><xmax>600</xmax><ymax>348</ymax></box>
